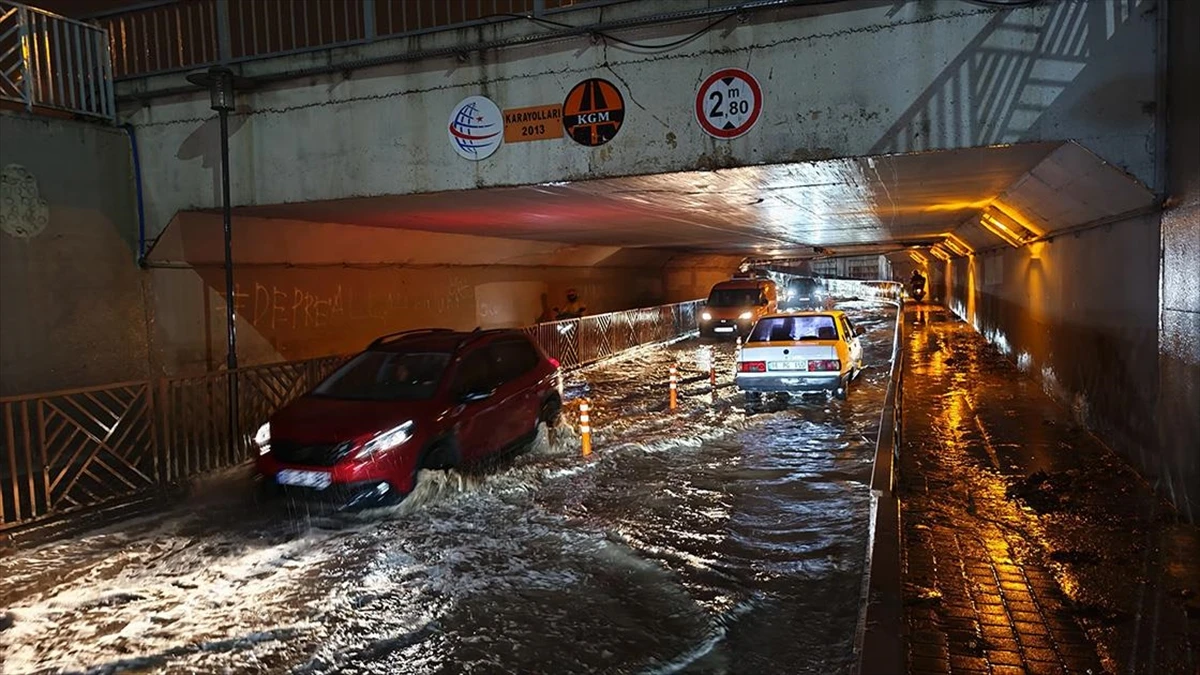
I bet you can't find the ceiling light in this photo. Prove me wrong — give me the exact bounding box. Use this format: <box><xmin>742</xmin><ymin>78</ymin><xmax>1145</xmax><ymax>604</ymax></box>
<box><xmin>940</xmin><ymin>237</ymin><xmax>967</xmax><ymax>257</ymax></box>
<box><xmin>980</xmin><ymin>208</ymin><xmax>1035</xmax><ymax>247</ymax></box>
<box><xmin>945</xmin><ymin>232</ymin><xmax>974</xmax><ymax>254</ymax></box>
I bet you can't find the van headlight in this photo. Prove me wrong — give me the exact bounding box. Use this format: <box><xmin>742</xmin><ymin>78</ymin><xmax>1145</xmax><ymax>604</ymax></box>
<box><xmin>701</xmin><ymin>311</ymin><xmax>712</xmax><ymax>321</ymax></box>
<box><xmin>358</xmin><ymin>421</ymin><xmax>414</xmax><ymax>458</ymax></box>
<box><xmin>254</xmin><ymin>422</ymin><xmax>271</xmax><ymax>455</ymax></box>
<box><xmin>739</xmin><ymin>311</ymin><xmax>753</xmax><ymax>320</ymax></box>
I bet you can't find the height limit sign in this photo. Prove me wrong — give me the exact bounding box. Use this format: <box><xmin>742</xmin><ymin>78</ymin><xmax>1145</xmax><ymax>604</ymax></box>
<box><xmin>695</xmin><ymin>68</ymin><xmax>763</xmax><ymax>139</ymax></box>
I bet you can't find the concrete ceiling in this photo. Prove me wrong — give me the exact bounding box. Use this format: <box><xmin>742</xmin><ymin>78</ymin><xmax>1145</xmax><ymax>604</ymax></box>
<box><xmin>227</xmin><ymin>143</ymin><xmax>1069</xmax><ymax>254</ymax></box>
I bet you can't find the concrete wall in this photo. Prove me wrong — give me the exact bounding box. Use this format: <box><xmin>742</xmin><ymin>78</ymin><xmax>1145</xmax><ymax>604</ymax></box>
<box><xmin>943</xmin><ymin>211</ymin><xmax>1163</xmax><ymax>510</ymax></box>
<box><xmin>0</xmin><ymin>112</ymin><xmax>149</xmax><ymax>396</ymax></box>
<box><xmin>121</xmin><ymin>0</ymin><xmax>1161</xmax><ymax>240</ymax></box>
<box><xmin>145</xmin><ymin>214</ymin><xmax>738</xmax><ymax>375</ymax></box>
<box><xmin>1157</xmin><ymin>0</ymin><xmax>1200</xmax><ymax>522</ymax></box>
<box><xmin>151</xmin><ymin>262</ymin><xmax>677</xmax><ymax>374</ymax></box>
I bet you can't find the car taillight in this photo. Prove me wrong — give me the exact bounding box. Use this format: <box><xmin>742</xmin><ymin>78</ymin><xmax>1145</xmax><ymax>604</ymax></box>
<box><xmin>548</xmin><ymin>357</ymin><xmax>560</xmax><ymax>369</ymax></box>
<box><xmin>808</xmin><ymin>359</ymin><xmax>841</xmax><ymax>372</ymax></box>
<box><xmin>737</xmin><ymin>361</ymin><xmax>767</xmax><ymax>373</ymax></box>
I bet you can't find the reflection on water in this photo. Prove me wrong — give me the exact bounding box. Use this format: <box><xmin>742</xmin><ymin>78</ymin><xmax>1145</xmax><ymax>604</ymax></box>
<box><xmin>0</xmin><ymin>301</ymin><xmax>898</xmax><ymax>675</ymax></box>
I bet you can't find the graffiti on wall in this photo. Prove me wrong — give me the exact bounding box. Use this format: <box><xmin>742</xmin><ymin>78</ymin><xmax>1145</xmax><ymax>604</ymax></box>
<box><xmin>219</xmin><ymin>277</ymin><xmax>473</xmax><ymax>331</ymax></box>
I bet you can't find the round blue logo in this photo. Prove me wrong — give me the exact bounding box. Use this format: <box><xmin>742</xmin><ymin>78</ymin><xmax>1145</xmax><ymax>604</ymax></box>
<box><xmin>448</xmin><ymin>95</ymin><xmax>503</xmax><ymax>160</ymax></box>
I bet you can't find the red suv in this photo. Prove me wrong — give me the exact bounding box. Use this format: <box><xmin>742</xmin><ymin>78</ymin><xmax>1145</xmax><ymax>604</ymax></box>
<box><xmin>255</xmin><ymin>328</ymin><xmax>562</xmax><ymax>507</ymax></box>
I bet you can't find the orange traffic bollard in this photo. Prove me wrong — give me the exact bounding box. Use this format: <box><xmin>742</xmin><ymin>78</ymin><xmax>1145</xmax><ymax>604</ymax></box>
<box><xmin>669</xmin><ymin>364</ymin><xmax>678</xmax><ymax>410</ymax></box>
<box><xmin>579</xmin><ymin>399</ymin><xmax>592</xmax><ymax>457</ymax></box>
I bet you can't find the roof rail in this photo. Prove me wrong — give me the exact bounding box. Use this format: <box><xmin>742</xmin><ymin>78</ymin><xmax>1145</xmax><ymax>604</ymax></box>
<box><xmin>450</xmin><ymin>328</ymin><xmax>508</xmax><ymax>356</ymax></box>
<box><xmin>368</xmin><ymin>328</ymin><xmax>453</xmax><ymax>349</ymax></box>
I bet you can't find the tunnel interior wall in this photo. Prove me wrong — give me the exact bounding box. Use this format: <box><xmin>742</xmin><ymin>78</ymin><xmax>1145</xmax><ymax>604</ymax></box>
<box><xmin>944</xmin><ymin>213</ymin><xmax>1165</xmax><ymax>509</ymax></box>
<box><xmin>0</xmin><ymin>112</ymin><xmax>150</xmax><ymax>396</ymax></box>
<box><xmin>145</xmin><ymin>215</ymin><xmax>741</xmax><ymax>375</ymax></box>
<box><xmin>149</xmin><ymin>258</ymin><xmax>727</xmax><ymax>376</ymax></box>
<box><xmin>1157</xmin><ymin>0</ymin><xmax>1200</xmax><ymax>522</ymax></box>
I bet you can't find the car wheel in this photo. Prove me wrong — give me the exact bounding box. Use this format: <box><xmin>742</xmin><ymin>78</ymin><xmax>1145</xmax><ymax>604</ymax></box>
<box><xmin>257</xmin><ymin>475</ymin><xmax>282</xmax><ymax>502</ymax></box>
<box><xmin>835</xmin><ymin>377</ymin><xmax>849</xmax><ymax>400</ymax></box>
<box><xmin>540</xmin><ymin>395</ymin><xmax>562</xmax><ymax>428</ymax></box>
<box><xmin>422</xmin><ymin>438</ymin><xmax>460</xmax><ymax>471</ymax></box>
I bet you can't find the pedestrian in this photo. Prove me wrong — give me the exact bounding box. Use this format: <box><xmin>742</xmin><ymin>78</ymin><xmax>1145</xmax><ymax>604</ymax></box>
<box><xmin>555</xmin><ymin>288</ymin><xmax>587</xmax><ymax>319</ymax></box>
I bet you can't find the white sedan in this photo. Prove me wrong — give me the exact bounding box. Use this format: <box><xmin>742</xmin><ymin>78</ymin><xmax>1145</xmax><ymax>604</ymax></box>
<box><xmin>735</xmin><ymin>311</ymin><xmax>865</xmax><ymax>403</ymax></box>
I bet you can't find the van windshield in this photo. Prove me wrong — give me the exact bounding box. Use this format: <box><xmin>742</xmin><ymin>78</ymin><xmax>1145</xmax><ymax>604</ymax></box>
<box><xmin>312</xmin><ymin>351</ymin><xmax>450</xmax><ymax>401</ymax></box>
<box><xmin>708</xmin><ymin>289</ymin><xmax>763</xmax><ymax>307</ymax></box>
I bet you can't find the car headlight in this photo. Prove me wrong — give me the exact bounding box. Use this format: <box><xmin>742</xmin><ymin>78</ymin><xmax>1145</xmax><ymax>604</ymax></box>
<box><xmin>701</xmin><ymin>311</ymin><xmax>712</xmax><ymax>321</ymax></box>
<box><xmin>254</xmin><ymin>422</ymin><xmax>271</xmax><ymax>455</ymax></box>
<box><xmin>739</xmin><ymin>311</ymin><xmax>753</xmax><ymax>320</ymax></box>
<box><xmin>358</xmin><ymin>421</ymin><xmax>414</xmax><ymax>458</ymax></box>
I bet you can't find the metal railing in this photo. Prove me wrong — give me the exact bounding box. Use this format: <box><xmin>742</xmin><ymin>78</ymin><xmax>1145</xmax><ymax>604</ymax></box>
<box><xmin>89</xmin><ymin>0</ymin><xmax>615</xmax><ymax>80</ymax></box>
<box><xmin>0</xmin><ymin>1</ymin><xmax>115</xmax><ymax>120</ymax></box>
<box><xmin>522</xmin><ymin>300</ymin><xmax>701</xmax><ymax>370</ymax></box>
<box><xmin>1</xmin><ymin>299</ymin><xmax>701</xmax><ymax>531</ymax></box>
<box><xmin>835</xmin><ymin>278</ymin><xmax>904</xmax><ymax>675</ymax></box>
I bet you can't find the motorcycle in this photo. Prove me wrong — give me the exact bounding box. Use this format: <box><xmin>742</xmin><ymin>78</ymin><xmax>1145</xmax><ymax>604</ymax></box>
<box><xmin>909</xmin><ymin>279</ymin><xmax>926</xmax><ymax>302</ymax></box>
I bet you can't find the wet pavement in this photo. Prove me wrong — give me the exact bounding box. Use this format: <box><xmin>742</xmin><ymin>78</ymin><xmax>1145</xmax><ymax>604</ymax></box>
<box><xmin>898</xmin><ymin>305</ymin><xmax>1200</xmax><ymax>675</ymax></box>
<box><xmin>0</xmin><ymin>300</ymin><xmax>897</xmax><ymax>675</ymax></box>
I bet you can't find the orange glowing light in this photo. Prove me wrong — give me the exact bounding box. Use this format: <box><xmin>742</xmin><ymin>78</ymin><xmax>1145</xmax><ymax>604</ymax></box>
<box><xmin>922</xmin><ymin>198</ymin><xmax>994</xmax><ymax>213</ymax></box>
<box><xmin>945</xmin><ymin>232</ymin><xmax>975</xmax><ymax>254</ymax></box>
<box><xmin>929</xmin><ymin>245</ymin><xmax>951</xmax><ymax>262</ymax></box>
<box><xmin>980</xmin><ymin>213</ymin><xmax>1025</xmax><ymax>247</ymax></box>
<box><xmin>908</xmin><ymin>250</ymin><xmax>929</xmax><ymax>265</ymax></box>
<box><xmin>940</xmin><ymin>236</ymin><xmax>967</xmax><ymax>257</ymax></box>
<box><xmin>991</xmin><ymin>201</ymin><xmax>1046</xmax><ymax>238</ymax></box>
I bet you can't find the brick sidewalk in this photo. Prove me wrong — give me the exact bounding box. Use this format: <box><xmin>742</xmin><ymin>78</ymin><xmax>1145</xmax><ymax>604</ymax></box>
<box><xmin>897</xmin><ymin>306</ymin><xmax>1198</xmax><ymax>675</ymax></box>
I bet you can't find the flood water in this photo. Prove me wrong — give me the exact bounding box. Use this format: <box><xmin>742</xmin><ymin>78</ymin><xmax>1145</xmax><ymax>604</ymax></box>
<box><xmin>0</xmin><ymin>300</ymin><xmax>897</xmax><ymax>675</ymax></box>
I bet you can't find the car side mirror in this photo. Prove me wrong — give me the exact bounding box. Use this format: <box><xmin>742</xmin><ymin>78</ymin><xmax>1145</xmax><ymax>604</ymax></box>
<box><xmin>855</xmin><ymin>326</ymin><xmax>865</xmax><ymax>336</ymax></box>
<box><xmin>460</xmin><ymin>388</ymin><xmax>494</xmax><ymax>403</ymax></box>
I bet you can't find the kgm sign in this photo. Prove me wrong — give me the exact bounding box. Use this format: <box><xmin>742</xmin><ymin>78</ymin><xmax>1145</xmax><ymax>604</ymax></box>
<box><xmin>562</xmin><ymin>78</ymin><xmax>625</xmax><ymax>147</ymax></box>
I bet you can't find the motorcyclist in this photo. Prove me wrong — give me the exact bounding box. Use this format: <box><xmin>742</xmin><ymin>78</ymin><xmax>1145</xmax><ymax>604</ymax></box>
<box><xmin>909</xmin><ymin>269</ymin><xmax>926</xmax><ymax>299</ymax></box>
<box><xmin>555</xmin><ymin>288</ymin><xmax>587</xmax><ymax>320</ymax></box>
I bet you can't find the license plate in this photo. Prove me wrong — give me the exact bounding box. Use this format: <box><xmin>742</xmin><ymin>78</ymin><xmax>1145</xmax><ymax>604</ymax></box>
<box><xmin>769</xmin><ymin>361</ymin><xmax>807</xmax><ymax>370</ymax></box>
<box><xmin>276</xmin><ymin>469</ymin><xmax>332</xmax><ymax>490</ymax></box>
<box><xmin>714</xmin><ymin>327</ymin><xmax>735</xmax><ymax>333</ymax></box>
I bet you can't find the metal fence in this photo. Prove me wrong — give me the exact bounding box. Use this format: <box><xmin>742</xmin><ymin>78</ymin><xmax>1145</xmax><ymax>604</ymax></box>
<box><xmin>89</xmin><ymin>0</ymin><xmax>614</xmax><ymax>80</ymax></box>
<box><xmin>820</xmin><ymin>277</ymin><xmax>904</xmax><ymax>303</ymax></box>
<box><xmin>522</xmin><ymin>300</ymin><xmax>701</xmax><ymax>370</ymax></box>
<box><xmin>0</xmin><ymin>300</ymin><xmax>701</xmax><ymax>530</ymax></box>
<box><xmin>0</xmin><ymin>1</ymin><xmax>115</xmax><ymax>120</ymax></box>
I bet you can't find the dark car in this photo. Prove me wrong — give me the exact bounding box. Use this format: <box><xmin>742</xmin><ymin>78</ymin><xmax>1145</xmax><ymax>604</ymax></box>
<box><xmin>255</xmin><ymin>328</ymin><xmax>562</xmax><ymax>507</ymax></box>
<box><xmin>782</xmin><ymin>277</ymin><xmax>823</xmax><ymax>309</ymax></box>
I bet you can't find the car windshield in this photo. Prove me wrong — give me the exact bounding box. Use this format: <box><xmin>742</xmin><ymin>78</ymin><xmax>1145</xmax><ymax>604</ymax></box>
<box><xmin>708</xmin><ymin>289</ymin><xmax>762</xmax><ymax>307</ymax></box>
<box><xmin>748</xmin><ymin>316</ymin><xmax>839</xmax><ymax>342</ymax></box>
<box><xmin>312</xmin><ymin>351</ymin><xmax>450</xmax><ymax>401</ymax></box>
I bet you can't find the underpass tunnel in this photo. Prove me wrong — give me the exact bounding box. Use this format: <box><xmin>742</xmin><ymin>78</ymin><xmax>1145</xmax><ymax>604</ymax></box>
<box><xmin>2</xmin><ymin>0</ymin><xmax>1198</xmax><ymax>672</ymax></box>
<box><xmin>135</xmin><ymin>137</ymin><xmax>1180</xmax><ymax>517</ymax></box>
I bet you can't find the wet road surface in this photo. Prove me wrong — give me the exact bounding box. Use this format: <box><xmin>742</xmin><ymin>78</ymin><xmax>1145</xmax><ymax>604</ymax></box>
<box><xmin>0</xmin><ymin>300</ymin><xmax>898</xmax><ymax>675</ymax></box>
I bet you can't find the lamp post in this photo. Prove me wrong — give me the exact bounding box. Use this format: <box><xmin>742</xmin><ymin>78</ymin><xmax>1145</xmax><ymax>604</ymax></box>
<box><xmin>187</xmin><ymin>66</ymin><xmax>252</xmax><ymax>457</ymax></box>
